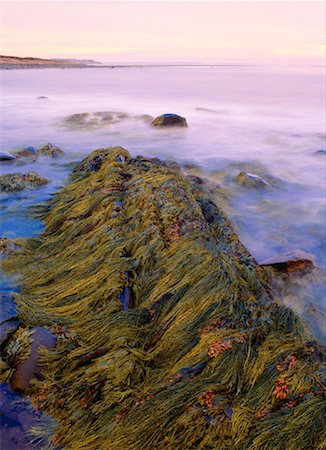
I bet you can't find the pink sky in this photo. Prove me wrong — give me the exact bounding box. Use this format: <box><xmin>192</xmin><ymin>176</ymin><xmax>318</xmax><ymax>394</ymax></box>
<box><xmin>2</xmin><ymin>1</ymin><xmax>325</xmax><ymax>63</ymax></box>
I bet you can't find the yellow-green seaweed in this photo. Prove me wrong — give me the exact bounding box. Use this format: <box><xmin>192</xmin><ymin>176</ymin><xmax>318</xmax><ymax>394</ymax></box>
<box><xmin>1</xmin><ymin>147</ymin><xmax>325</xmax><ymax>450</ymax></box>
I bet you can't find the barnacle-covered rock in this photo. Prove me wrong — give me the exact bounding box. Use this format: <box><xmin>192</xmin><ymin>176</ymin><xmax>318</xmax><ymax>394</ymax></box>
<box><xmin>0</xmin><ymin>172</ymin><xmax>49</xmax><ymax>192</ymax></box>
<box><xmin>1</xmin><ymin>146</ymin><xmax>325</xmax><ymax>450</ymax></box>
<box><xmin>14</xmin><ymin>146</ymin><xmax>38</xmax><ymax>161</ymax></box>
<box><xmin>234</xmin><ymin>171</ymin><xmax>271</xmax><ymax>189</ymax></box>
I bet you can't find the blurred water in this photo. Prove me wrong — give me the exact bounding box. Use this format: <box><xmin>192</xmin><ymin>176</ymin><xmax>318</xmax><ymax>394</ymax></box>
<box><xmin>0</xmin><ymin>65</ymin><xmax>325</xmax><ymax>339</ymax></box>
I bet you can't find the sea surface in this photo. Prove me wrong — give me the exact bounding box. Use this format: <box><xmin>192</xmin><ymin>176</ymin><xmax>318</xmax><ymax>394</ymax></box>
<box><xmin>0</xmin><ymin>64</ymin><xmax>325</xmax><ymax>340</ymax></box>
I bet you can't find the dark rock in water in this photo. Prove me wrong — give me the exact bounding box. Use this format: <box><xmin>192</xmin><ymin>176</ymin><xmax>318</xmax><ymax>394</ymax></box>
<box><xmin>38</xmin><ymin>143</ymin><xmax>64</xmax><ymax>158</ymax></box>
<box><xmin>37</xmin><ymin>96</ymin><xmax>48</xmax><ymax>99</ymax></box>
<box><xmin>234</xmin><ymin>171</ymin><xmax>270</xmax><ymax>190</ymax></box>
<box><xmin>260</xmin><ymin>249</ymin><xmax>315</xmax><ymax>274</ymax></box>
<box><xmin>314</xmin><ymin>150</ymin><xmax>326</xmax><ymax>155</ymax></box>
<box><xmin>0</xmin><ymin>171</ymin><xmax>49</xmax><ymax>192</ymax></box>
<box><xmin>10</xmin><ymin>327</ymin><xmax>56</xmax><ymax>391</ymax></box>
<box><xmin>0</xmin><ymin>293</ymin><xmax>18</xmax><ymax>324</ymax></box>
<box><xmin>0</xmin><ymin>151</ymin><xmax>16</xmax><ymax>161</ymax></box>
<box><xmin>151</xmin><ymin>113</ymin><xmax>188</xmax><ymax>127</ymax></box>
<box><xmin>0</xmin><ymin>320</ymin><xmax>20</xmax><ymax>345</ymax></box>
<box><xmin>14</xmin><ymin>146</ymin><xmax>38</xmax><ymax>161</ymax></box>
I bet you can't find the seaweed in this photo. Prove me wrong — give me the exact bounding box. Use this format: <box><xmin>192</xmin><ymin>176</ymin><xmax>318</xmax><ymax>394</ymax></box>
<box><xmin>1</xmin><ymin>147</ymin><xmax>325</xmax><ymax>449</ymax></box>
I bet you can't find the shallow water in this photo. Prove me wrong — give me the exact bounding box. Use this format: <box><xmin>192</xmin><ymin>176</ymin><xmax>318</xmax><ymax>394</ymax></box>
<box><xmin>1</xmin><ymin>65</ymin><xmax>325</xmax><ymax>339</ymax></box>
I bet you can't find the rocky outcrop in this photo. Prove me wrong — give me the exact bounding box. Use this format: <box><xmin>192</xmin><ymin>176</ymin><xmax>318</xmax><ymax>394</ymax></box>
<box><xmin>0</xmin><ymin>147</ymin><xmax>325</xmax><ymax>450</ymax></box>
<box><xmin>0</xmin><ymin>172</ymin><xmax>49</xmax><ymax>192</ymax></box>
<box><xmin>151</xmin><ymin>113</ymin><xmax>188</xmax><ymax>127</ymax></box>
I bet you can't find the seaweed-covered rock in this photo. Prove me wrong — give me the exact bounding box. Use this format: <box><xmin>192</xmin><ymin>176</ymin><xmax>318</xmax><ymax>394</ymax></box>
<box><xmin>14</xmin><ymin>146</ymin><xmax>38</xmax><ymax>161</ymax></box>
<box><xmin>151</xmin><ymin>113</ymin><xmax>188</xmax><ymax>127</ymax></box>
<box><xmin>0</xmin><ymin>151</ymin><xmax>16</xmax><ymax>161</ymax></box>
<box><xmin>1</xmin><ymin>147</ymin><xmax>325</xmax><ymax>450</ymax></box>
<box><xmin>38</xmin><ymin>143</ymin><xmax>64</xmax><ymax>158</ymax></box>
<box><xmin>260</xmin><ymin>249</ymin><xmax>315</xmax><ymax>274</ymax></box>
<box><xmin>234</xmin><ymin>171</ymin><xmax>271</xmax><ymax>189</ymax></box>
<box><xmin>0</xmin><ymin>172</ymin><xmax>49</xmax><ymax>192</ymax></box>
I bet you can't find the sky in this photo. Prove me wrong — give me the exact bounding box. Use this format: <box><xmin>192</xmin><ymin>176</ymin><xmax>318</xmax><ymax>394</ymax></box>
<box><xmin>1</xmin><ymin>1</ymin><xmax>325</xmax><ymax>64</ymax></box>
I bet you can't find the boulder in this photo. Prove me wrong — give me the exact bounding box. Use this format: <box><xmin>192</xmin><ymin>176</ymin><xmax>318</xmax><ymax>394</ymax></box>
<box><xmin>260</xmin><ymin>249</ymin><xmax>315</xmax><ymax>274</ymax></box>
<box><xmin>38</xmin><ymin>143</ymin><xmax>64</xmax><ymax>158</ymax></box>
<box><xmin>0</xmin><ymin>151</ymin><xmax>16</xmax><ymax>161</ymax></box>
<box><xmin>0</xmin><ymin>320</ymin><xmax>20</xmax><ymax>345</ymax></box>
<box><xmin>0</xmin><ymin>172</ymin><xmax>49</xmax><ymax>192</ymax></box>
<box><xmin>151</xmin><ymin>113</ymin><xmax>188</xmax><ymax>127</ymax></box>
<box><xmin>14</xmin><ymin>146</ymin><xmax>38</xmax><ymax>161</ymax></box>
<box><xmin>234</xmin><ymin>171</ymin><xmax>270</xmax><ymax>190</ymax></box>
<box><xmin>314</xmin><ymin>150</ymin><xmax>326</xmax><ymax>155</ymax></box>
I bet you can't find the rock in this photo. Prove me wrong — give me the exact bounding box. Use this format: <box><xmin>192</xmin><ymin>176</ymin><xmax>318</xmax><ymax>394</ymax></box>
<box><xmin>151</xmin><ymin>113</ymin><xmax>188</xmax><ymax>127</ymax></box>
<box><xmin>314</xmin><ymin>150</ymin><xmax>326</xmax><ymax>155</ymax></box>
<box><xmin>38</xmin><ymin>143</ymin><xmax>64</xmax><ymax>158</ymax></box>
<box><xmin>0</xmin><ymin>293</ymin><xmax>18</xmax><ymax>324</ymax></box>
<box><xmin>0</xmin><ymin>238</ymin><xmax>21</xmax><ymax>257</ymax></box>
<box><xmin>10</xmin><ymin>327</ymin><xmax>56</xmax><ymax>391</ymax></box>
<box><xmin>62</xmin><ymin>111</ymin><xmax>150</xmax><ymax>130</ymax></box>
<box><xmin>0</xmin><ymin>151</ymin><xmax>16</xmax><ymax>161</ymax></box>
<box><xmin>0</xmin><ymin>171</ymin><xmax>49</xmax><ymax>192</ymax></box>
<box><xmin>14</xmin><ymin>146</ymin><xmax>38</xmax><ymax>161</ymax></box>
<box><xmin>0</xmin><ymin>320</ymin><xmax>20</xmax><ymax>345</ymax></box>
<box><xmin>37</xmin><ymin>96</ymin><xmax>48</xmax><ymax>99</ymax></box>
<box><xmin>234</xmin><ymin>172</ymin><xmax>270</xmax><ymax>190</ymax></box>
<box><xmin>260</xmin><ymin>249</ymin><xmax>315</xmax><ymax>274</ymax></box>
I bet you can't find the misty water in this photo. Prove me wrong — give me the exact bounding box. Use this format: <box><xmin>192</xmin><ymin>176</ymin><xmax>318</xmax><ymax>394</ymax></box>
<box><xmin>1</xmin><ymin>65</ymin><xmax>325</xmax><ymax>341</ymax></box>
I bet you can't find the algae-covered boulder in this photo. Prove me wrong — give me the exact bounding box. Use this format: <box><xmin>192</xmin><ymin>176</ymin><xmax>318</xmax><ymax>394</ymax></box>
<box><xmin>38</xmin><ymin>143</ymin><xmax>64</xmax><ymax>158</ymax></box>
<box><xmin>62</xmin><ymin>111</ymin><xmax>152</xmax><ymax>130</ymax></box>
<box><xmin>151</xmin><ymin>113</ymin><xmax>188</xmax><ymax>127</ymax></box>
<box><xmin>0</xmin><ymin>172</ymin><xmax>49</xmax><ymax>192</ymax></box>
<box><xmin>1</xmin><ymin>147</ymin><xmax>325</xmax><ymax>450</ymax></box>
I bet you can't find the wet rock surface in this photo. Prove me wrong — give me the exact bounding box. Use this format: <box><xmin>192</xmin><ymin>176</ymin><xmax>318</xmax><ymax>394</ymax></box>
<box><xmin>0</xmin><ymin>172</ymin><xmax>49</xmax><ymax>192</ymax></box>
<box><xmin>0</xmin><ymin>320</ymin><xmax>20</xmax><ymax>345</ymax></box>
<box><xmin>0</xmin><ymin>151</ymin><xmax>16</xmax><ymax>161</ymax></box>
<box><xmin>151</xmin><ymin>113</ymin><xmax>188</xmax><ymax>127</ymax></box>
<box><xmin>260</xmin><ymin>249</ymin><xmax>315</xmax><ymax>274</ymax></box>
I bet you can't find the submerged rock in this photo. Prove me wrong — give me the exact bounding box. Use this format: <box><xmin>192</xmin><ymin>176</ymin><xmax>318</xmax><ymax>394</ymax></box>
<box><xmin>1</xmin><ymin>147</ymin><xmax>325</xmax><ymax>450</ymax></box>
<box><xmin>151</xmin><ymin>113</ymin><xmax>188</xmax><ymax>127</ymax></box>
<box><xmin>0</xmin><ymin>172</ymin><xmax>49</xmax><ymax>192</ymax></box>
<box><xmin>62</xmin><ymin>111</ymin><xmax>151</xmax><ymax>130</ymax></box>
<box><xmin>260</xmin><ymin>249</ymin><xmax>315</xmax><ymax>274</ymax></box>
<box><xmin>234</xmin><ymin>171</ymin><xmax>271</xmax><ymax>189</ymax></box>
<box><xmin>314</xmin><ymin>149</ymin><xmax>326</xmax><ymax>155</ymax></box>
<box><xmin>0</xmin><ymin>151</ymin><xmax>16</xmax><ymax>161</ymax></box>
<box><xmin>38</xmin><ymin>143</ymin><xmax>64</xmax><ymax>158</ymax></box>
